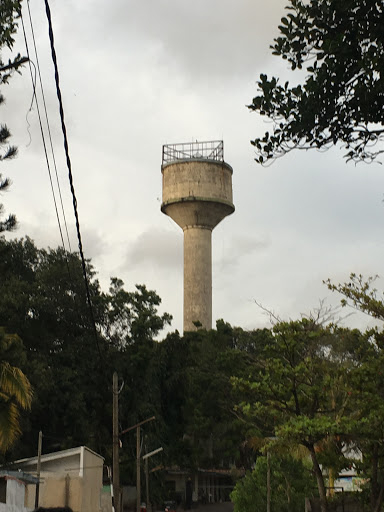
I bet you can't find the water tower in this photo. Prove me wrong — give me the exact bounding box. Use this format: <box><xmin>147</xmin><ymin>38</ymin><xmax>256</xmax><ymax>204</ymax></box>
<box><xmin>161</xmin><ymin>140</ymin><xmax>235</xmax><ymax>332</ymax></box>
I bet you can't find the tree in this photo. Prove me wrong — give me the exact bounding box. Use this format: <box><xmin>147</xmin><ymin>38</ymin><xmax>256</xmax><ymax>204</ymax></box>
<box><xmin>248</xmin><ymin>0</ymin><xmax>384</xmax><ymax>164</ymax></box>
<box><xmin>138</xmin><ymin>322</ymin><xmax>271</xmax><ymax>478</ymax></box>
<box><xmin>0</xmin><ymin>236</ymin><xmax>174</xmax><ymax>462</ymax></box>
<box><xmin>103</xmin><ymin>277</ymin><xmax>172</xmax><ymax>347</ymax></box>
<box><xmin>232</xmin><ymin>319</ymin><xmax>363</xmax><ymax>512</ymax></box>
<box><xmin>0</xmin><ymin>328</ymin><xmax>32</xmax><ymax>452</ymax></box>
<box><xmin>231</xmin><ymin>455</ymin><xmax>316</xmax><ymax>512</ymax></box>
<box><xmin>326</xmin><ymin>273</ymin><xmax>384</xmax><ymax>321</ymax></box>
<box><xmin>349</xmin><ymin>346</ymin><xmax>384</xmax><ymax>512</ymax></box>
<box><xmin>0</xmin><ymin>134</ymin><xmax>17</xmax><ymax>232</ymax></box>
<box><xmin>0</xmin><ymin>237</ymin><xmax>112</xmax><ymax>455</ymax></box>
<box><xmin>326</xmin><ymin>274</ymin><xmax>384</xmax><ymax>512</ymax></box>
<box><xmin>0</xmin><ymin>0</ymin><xmax>26</xmax><ymax>231</ymax></box>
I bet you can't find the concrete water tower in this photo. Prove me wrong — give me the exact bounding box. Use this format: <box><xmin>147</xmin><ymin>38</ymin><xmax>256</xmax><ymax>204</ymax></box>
<box><xmin>161</xmin><ymin>140</ymin><xmax>235</xmax><ymax>332</ymax></box>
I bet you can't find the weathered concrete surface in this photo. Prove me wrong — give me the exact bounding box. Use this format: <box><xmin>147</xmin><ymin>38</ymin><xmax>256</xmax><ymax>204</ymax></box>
<box><xmin>19</xmin><ymin>446</ymin><xmax>103</xmax><ymax>512</ymax></box>
<box><xmin>161</xmin><ymin>159</ymin><xmax>234</xmax><ymax>332</ymax></box>
<box><xmin>162</xmin><ymin>160</ymin><xmax>233</xmax><ymax>207</ymax></box>
<box><xmin>184</xmin><ymin>226</ymin><xmax>212</xmax><ymax>330</ymax></box>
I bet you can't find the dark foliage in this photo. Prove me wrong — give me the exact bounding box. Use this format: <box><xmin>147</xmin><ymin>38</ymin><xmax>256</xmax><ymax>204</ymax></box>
<box><xmin>0</xmin><ymin>0</ymin><xmax>26</xmax><ymax>231</ymax></box>
<box><xmin>249</xmin><ymin>0</ymin><xmax>384</xmax><ymax>164</ymax></box>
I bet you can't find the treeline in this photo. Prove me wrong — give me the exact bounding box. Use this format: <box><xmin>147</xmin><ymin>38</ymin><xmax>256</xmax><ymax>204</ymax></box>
<box><xmin>0</xmin><ymin>237</ymin><xmax>256</xmax><ymax>471</ymax></box>
<box><xmin>2</xmin><ymin>236</ymin><xmax>384</xmax><ymax>512</ymax></box>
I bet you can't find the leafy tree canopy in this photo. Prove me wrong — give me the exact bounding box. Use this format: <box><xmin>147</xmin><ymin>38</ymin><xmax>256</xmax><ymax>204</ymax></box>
<box><xmin>326</xmin><ymin>274</ymin><xmax>384</xmax><ymax>511</ymax></box>
<box><xmin>0</xmin><ymin>0</ymin><xmax>25</xmax><ymax>81</ymax></box>
<box><xmin>231</xmin><ymin>455</ymin><xmax>316</xmax><ymax>512</ymax></box>
<box><xmin>151</xmin><ymin>323</ymin><xmax>268</xmax><ymax>473</ymax></box>
<box><xmin>232</xmin><ymin>317</ymin><xmax>372</xmax><ymax>512</ymax></box>
<box><xmin>326</xmin><ymin>273</ymin><xmax>384</xmax><ymax>322</ymax></box>
<box><xmin>0</xmin><ymin>0</ymin><xmax>26</xmax><ymax>232</ymax></box>
<box><xmin>249</xmin><ymin>0</ymin><xmax>384</xmax><ymax>164</ymax></box>
<box><xmin>0</xmin><ymin>236</ymin><xmax>172</xmax><ymax>460</ymax></box>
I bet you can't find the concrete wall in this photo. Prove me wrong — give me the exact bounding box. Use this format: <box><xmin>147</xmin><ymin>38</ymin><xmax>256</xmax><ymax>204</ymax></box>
<box><xmin>81</xmin><ymin>448</ymin><xmax>103</xmax><ymax>512</ymax></box>
<box><xmin>0</xmin><ymin>478</ymin><xmax>31</xmax><ymax>512</ymax></box>
<box><xmin>0</xmin><ymin>505</ymin><xmax>31</xmax><ymax>512</ymax></box>
<box><xmin>25</xmin><ymin>453</ymin><xmax>81</xmax><ymax>478</ymax></box>
<box><xmin>6</xmin><ymin>480</ymin><xmax>25</xmax><ymax>509</ymax></box>
<box><xmin>23</xmin><ymin>448</ymin><xmax>103</xmax><ymax>512</ymax></box>
<box><xmin>161</xmin><ymin>160</ymin><xmax>234</xmax><ymax>231</ymax></box>
<box><xmin>162</xmin><ymin>160</ymin><xmax>233</xmax><ymax>206</ymax></box>
<box><xmin>100</xmin><ymin>486</ymin><xmax>112</xmax><ymax>512</ymax></box>
<box><xmin>25</xmin><ymin>476</ymin><xmax>82</xmax><ymax>511</ymax></box>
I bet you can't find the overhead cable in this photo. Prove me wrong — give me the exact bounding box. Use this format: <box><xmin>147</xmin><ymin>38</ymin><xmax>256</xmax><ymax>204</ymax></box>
<box><xmin>20</xmin><ymin>9</ymin><xmax>67</xmax><ymax>252</ymax></box>
<box><xmin>43</xmin><ymin>0</ymin><xmax>103</xmax><ymax>361</ymax></box>
<box><xmin>25</xmin><ymin>0</ymin><xmax>72</xmax><ymax>253</ymax></box>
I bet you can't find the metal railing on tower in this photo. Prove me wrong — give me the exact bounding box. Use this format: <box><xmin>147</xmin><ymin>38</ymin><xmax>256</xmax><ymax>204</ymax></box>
<box><xmin>162</xmin><ymin>140</ymin><xmax>224</xmax><ymax>165</ymax></box>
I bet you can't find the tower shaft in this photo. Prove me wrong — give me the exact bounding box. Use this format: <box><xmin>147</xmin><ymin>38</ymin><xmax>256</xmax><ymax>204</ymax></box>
<box><xmin>184</xmin><ymin>226</ymin><xmax>212</xmax><ymax>331</ymax></box>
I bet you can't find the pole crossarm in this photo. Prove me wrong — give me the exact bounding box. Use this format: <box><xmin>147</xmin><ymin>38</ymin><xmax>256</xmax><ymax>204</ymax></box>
<box><xmin>142</xmin><ymin>447</ymin><xmax>163</xmax><ymax>460</ymax></box>
<box><xmin>120</xmin><ymin>416</ymin><xmax>156</xmax><ymax>436</ymax></box>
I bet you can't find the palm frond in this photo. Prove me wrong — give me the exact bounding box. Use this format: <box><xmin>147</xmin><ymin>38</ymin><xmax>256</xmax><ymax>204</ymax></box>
<box><xmin>0</xmin><ymin>399</ymin><xmax>21</xmax><ymax>451</ymax></box>
<box><xmin>0</xmin><ymin>361</ymin><xmax>33</xmax><ymax>409</ymax></box>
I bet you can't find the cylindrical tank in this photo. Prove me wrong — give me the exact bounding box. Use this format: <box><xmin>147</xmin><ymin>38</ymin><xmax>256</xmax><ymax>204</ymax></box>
<box><xmin>161</xmin><ymin>141</ymin><xmax>234</xmax><ymax>332</ymax></box>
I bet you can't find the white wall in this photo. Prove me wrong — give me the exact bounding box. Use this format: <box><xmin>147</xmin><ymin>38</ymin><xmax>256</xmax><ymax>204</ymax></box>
<box><xmin>0</xmin><ymin>502</ymin><xmax>31</xmax><ymax>512</ymax></box>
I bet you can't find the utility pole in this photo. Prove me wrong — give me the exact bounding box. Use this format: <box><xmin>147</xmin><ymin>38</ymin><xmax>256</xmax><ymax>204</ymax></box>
<box><xmin>113</xmin><ymin>372</ymin><xmax>120</xmax><ymax>512</ymax></box>
<box><xmin>136</xmin><ymin>426</ymin><xmax>141</xmax><ymax>512</ymax></box>
<box><xmin>119</xmin><ymin>416</ymin><xmax>156</xmax><ymax>512</ymax></box>
<box><xmin>35</xmin><ymin>430</ymin><xmax>42</xmax><ymax>509</ymax></box>
<box><xmin>142</xmin><ymin>447</ymin><xmax>163</xmax><ymax>512</ymax></box>
<box><xmin>145</xmin><ymin>457</ymin><xmax>149</xmax><ymax>512</ymax></box>
<box><xmin>267</xmin><ymin>450</ymin><xmax>271</xmax><ymax>512</ymax></box>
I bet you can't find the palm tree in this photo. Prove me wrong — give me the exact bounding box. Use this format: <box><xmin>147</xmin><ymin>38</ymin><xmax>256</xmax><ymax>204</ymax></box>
<box><xmin>0</xmin><ymin>329</ymin><xmax>32</xmax><ymax>451</ymax></box>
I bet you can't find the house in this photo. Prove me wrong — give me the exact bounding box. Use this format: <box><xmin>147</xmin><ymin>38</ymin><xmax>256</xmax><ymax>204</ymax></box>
<box><xmin>0</xmin><ymin>470</ymin><xmax>38</xmax><ymax>512</ymax></box>
<box><xmin>330</xmin><ymin>446</ymin><xmax>366</xmax><ymax>493</ymax></box>
<box><xmin>164</xmin><ymin>467</ymin><xmax>234</xmax><ymax>506</ymax></box>
<box><xmin>12</xmin><ymin>446</ymin><xmax>104</xmax><ymax>512</ymax></box>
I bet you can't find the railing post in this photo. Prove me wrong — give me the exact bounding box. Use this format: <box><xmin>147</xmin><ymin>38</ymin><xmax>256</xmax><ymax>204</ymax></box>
<box><xmin>162</xmin><ymin>140</ymin><xmax>224</xmax><ymax>165</ymax></box>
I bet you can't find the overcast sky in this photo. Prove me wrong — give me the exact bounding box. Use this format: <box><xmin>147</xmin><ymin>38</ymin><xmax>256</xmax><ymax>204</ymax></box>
<box><xmin>3</xmin><ymin>0</ymin><xmax>384</xmax><ymax>335</ymax></box>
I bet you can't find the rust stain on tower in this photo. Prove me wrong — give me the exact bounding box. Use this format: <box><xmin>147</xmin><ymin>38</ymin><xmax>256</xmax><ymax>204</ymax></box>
<box><xmin>161</xmin><ymin>140</ymin><xmax>235</xmax><ymax>332</ymax></box>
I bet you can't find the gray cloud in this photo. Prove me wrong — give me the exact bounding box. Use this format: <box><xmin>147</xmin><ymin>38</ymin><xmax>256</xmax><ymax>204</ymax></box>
<box><xmin>3</xmin><ymin>0</ymin><xmax>384</xmax><ymax>337</ymax></box>
<box><xmin>124</xmin><ymin>228</ymin><xmax>182</xmax><ymax>271</ymax></box>
<box><xmin>215</xmin><ymin>232</ymin><xmax>270</xmax><ymax>268</ymax></box>
<box><xmin>6</xmin><ymin>221</ymin><xmax>107</xmax><ymax>263</ymax></box>
<box><xmin>76</xmin><ymin>0</ymin><xmax>288</xmax><ymax>83</ymax></box>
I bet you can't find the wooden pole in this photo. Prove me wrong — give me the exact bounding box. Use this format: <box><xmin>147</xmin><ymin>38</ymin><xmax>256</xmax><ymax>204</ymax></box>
<box><xmin>137</xmin><ymin>426</ymin><xmax>141</xmax><ymax>512</ymax></box>
<box><xmin>34</xmin><ymin>430</ymin><xmax>42</xmax><ymax>509</ymax></box>
<box><xmin>267</xmin><ymin>451</ymin><xmax>271</xmax><ymax>512</ymax></box>
<box><xmin>145</xmin><ymin>456</ymin><xmax>150</xmax><ymax>512</ymax></box>
<box><xmin>120</xmin><ymin>416</ymin><xmax>156</xmax><ymax>512</ymax></box>
<box><xmin>113</xmin><ymin>372</ymin><xmax>120</xmax><ymax>512</ymax></box>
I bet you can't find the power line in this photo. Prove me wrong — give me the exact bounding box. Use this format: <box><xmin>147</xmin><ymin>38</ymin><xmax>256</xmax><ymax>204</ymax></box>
<box><xmin>20</xmin><ymin>4</ymin><xmax>75</xmax><ymax>290</ymax></box>
<box><xmin>43</xmin><ymin>0</ymin><xmax>103</xmax><ymax>362</ymax></box>
<box><xmin>20</xmin><ymin>10</ymin><xmax>67</xmax><ymax>252</ymax></box>
<box><xmin>25</xmin><ymin>0</ymin><xmax>72</xmax><ymax>253</ymax></box>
